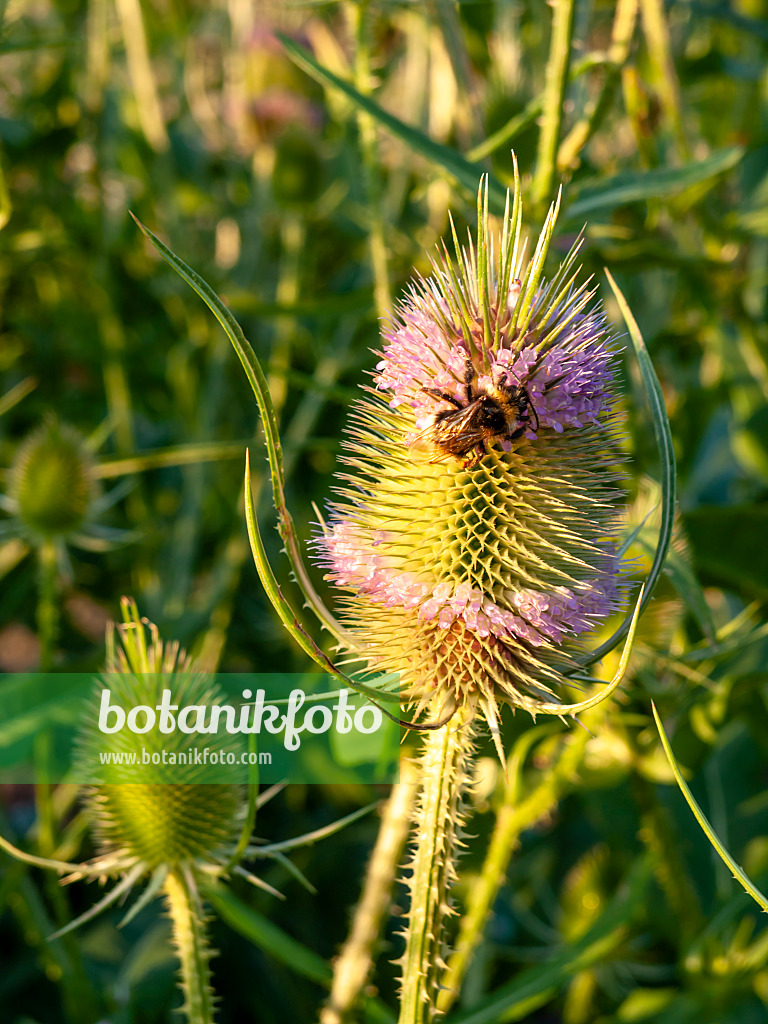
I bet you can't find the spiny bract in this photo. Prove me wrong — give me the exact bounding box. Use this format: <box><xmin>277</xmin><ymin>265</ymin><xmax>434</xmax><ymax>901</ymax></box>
<box><xmin>316</xmin><ymin>175</ymin><xmax>627</xmax><ymax>741</ymax></box>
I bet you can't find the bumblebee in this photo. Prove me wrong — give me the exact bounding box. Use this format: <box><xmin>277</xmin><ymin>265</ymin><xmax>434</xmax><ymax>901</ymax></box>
<box><xmin>412</xmin><ymin>359</ymin><xmax>539</xmax><ymax>470</ymax></box>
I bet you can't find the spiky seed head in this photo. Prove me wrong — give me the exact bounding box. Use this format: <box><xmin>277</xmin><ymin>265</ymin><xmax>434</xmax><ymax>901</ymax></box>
<box><xmin>79</xmin><ymin>599</ymin><xmax>243</xmax><ymax>876</ymax></box>
<box><xmin>316</xmin><ymin>176</ymin><xmax>628</xmax><ymax>737</ymax></box>
<box><xmin>10</xmin><ymin>420</ymin><xmax>97</xmax><ymax>539</ymax></box>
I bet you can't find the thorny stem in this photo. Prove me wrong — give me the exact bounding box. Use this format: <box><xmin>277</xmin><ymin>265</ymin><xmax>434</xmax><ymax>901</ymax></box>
<box><xmin>348</xmin><ymin>1</ymin><xmax>392</xmax><ymax>318</ymax></box>
<box><xmin>533</xmin><ymin>0</ymin><xmax>575</xmax><ymax>208</ymax></box>
<box><xmin>398</xmin><ymin>709</ymin><xmax>474</xmax><ymax>1024</ymax></box>
<box><xmin>165</xmin><ymin>869</ymin><xmax>216</xmax><ymax>1024</ymax></box>
<box><xmin>437</xmin><ymin>724</ymin><xmax>591</xmax><ymax>1013</ymax></box>
<box><xmin>321</xmin><ymin>760</ymin><xmax>418</xmax><ymax>1024</ymax></box>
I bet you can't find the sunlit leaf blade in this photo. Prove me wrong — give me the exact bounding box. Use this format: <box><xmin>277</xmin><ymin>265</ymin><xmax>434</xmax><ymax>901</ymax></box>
<box><xmin>279</xmin><ymin>34</ymin><xmax>509</xmax><ymax>213</ymax></box>
<box><xmin>48</xmin><ymin>863</ymin><xmax>146</xmax><ymax>941</ymax></box>
<box><xmin>540</xmin><ymin>583</ymin><xmax>644</xmax><ymax>715</ymax></box>
<box><xmin>582</xmin><ymin>271</ymin><xmax>677</xmax><ymax>667</ymax></box>
<box><xmin>651</xmin><ymin>702</ymin><xmax>768</xmax><ymax>913</ymax></box>
<box><xmin>118</xmin><ymin>865</ymin><xmax>168</xmax><ymax>928</ymax></box>
<box><xmin>129</xmin><ymin>213</ymin><xmax>345</xmax><ymax>642</ymax></box>
<box><xmin>0</xmin><ymin>376</ymin><xmax>36</xmax><ymax>418</ymax></box>
<box><xmin>565</xmin><ymin>147</ymin><xmax>744</xmax><ymax>219</ymax></box>
<box><xmin>93</xmin><ymin>441</ymin><xmax>247</xmax><ymax>479</ymax></box>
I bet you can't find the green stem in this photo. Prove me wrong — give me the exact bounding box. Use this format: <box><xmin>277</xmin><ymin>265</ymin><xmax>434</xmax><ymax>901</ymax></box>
<box><xmin>37</xmin><ymin>540</ymin><xmax>59</xmax><ymax>671</ymax></box>
<box><xmin>638</xmin><ymin>0</ymin><xmax>688</xmax><ymax>158</ymax></box>
<box><xmin>348</xmin><ymin>0</ymin><xmax>392</xmax><ymax>318</ymax></box>
<box><xmin>557</xmin><ymin>0</ymin><xmax>638</xmax><ymax>172</ymax></box>
<box><xmin>165</xmin><ymin>869</ymin><xmax>216</xmax><ymax>1024</ymax></box>
<box><xmin>268</xmin><ymin>212</ymin><xmax>305</xmax><ymax>410</ymax></box>
<box><xmin>398</xmin><ymin>710</ymin><xmax>474</xmax><ymax>1024</ymax></box>
<box><xmin>322</xmin><ymin>760</ymin><xmax>418</xmax><ymax>1024</ymax></box>
<box><xmin>437</xmin><ymin>725</ymin><xmax>590</xmax><ymax>1013</ymax></box>
<box><xmin>533</xmin><ymin>0</ymin><xmax>576</xmax><ymax>208</ymax></box>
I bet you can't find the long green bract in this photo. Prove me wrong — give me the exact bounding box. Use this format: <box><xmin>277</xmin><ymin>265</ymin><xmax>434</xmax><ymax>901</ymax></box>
<box><xmin>652</xmin><ymin>702</ymin><xmax>768</xmax><ymax>913</ymax></box>
<box><xmin>581</xmin><ymin>270</ymin><xmax>677</xmax><ymax>667</ymax></box>
<box><xmin>130</xmin><ymin>213</ymin><xmax>345</xmax><ymax>642</ymax></box>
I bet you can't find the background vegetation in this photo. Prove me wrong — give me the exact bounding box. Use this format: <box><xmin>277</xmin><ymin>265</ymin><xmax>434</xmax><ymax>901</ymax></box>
<box><xmin>1</xmin><ymin>0</ymin><xmax>767</xmax><ymax>1021</ymax></box>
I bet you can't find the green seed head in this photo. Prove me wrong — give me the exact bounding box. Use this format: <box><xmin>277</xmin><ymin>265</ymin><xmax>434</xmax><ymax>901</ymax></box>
<box><xmin>10</xmin><ymin>420</ymin><xmax>96</xmax><ymax>539</ymax></box>
<box><xmin>80</xmin><ymin>600</ymin><xmax>244</xmax><ymax>875</ymax></box>
<box><xmin>92</xmin><ymin>783</ymin><xmax>242</xmax><ymax>872</ymax></box>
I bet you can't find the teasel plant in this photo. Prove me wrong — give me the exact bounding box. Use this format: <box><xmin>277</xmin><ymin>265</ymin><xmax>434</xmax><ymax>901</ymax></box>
<box><xmin>0</xmin><ymin>405</ymin><xmax>249</xmax><ymax>670</ymax></box>
<box><xmin>128</xmin><ymin>158</ymin><xmax>680</xmax><ymax>1021</ymax></box>
<box><xmin>0</xmin><ymin>597</ymin><xmax>375</xmax><ymax>1023</ymax></box>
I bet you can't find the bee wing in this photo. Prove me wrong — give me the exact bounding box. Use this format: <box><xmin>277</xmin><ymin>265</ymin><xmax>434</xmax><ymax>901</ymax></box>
<box><xmin>409</xmin><ymin>404</ymin><xmax>485</xmax><ymax>462</ymax></box>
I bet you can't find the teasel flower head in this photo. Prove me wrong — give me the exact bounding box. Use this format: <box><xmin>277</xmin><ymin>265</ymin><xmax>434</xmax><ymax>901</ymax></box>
<box><xmin>79</xmin><ymin>598</ymin><xmax>245</xmax><ymax>879</ymax></box>
<box><xmin>0</xmin><ymin>596</ymin><xmax>373</xmax><ymax>1022</ymax></box>
<box><xmin>316</xmin><ymin>171</ymin><xmax>631</xmax><ymax>753</ymax></box>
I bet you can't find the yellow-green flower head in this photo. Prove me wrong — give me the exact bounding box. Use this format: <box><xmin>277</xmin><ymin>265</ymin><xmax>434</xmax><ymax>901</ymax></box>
<box><xmin>9</xmin><ymin>419</ymin><xmax>97</xmax><ymax>540</ymax></box>
<box><xmin>316</xmin><ymin>179</ymin><xmax>627</xmax><ymax>736</ymax></box>
<box><xmin>80</xmin><ymin>599</ymin><xmax>243</xmax><ymax>876</ymax></box>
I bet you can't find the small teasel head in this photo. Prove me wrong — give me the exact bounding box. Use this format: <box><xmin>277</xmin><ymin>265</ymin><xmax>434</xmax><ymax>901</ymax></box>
<box><xmin>79</xmin><ymin>597</ymin><xmax>244</xmax><ymax>878</ymax></box>
<box><xmin>316</xmin><ymin>170</ymin><xmax>630</xmax><ymax>751</ymax></box>
<box><xmin>7</xmin><ymin>418</ymin><xmax>98</xmax><ymax>542</ymax></box>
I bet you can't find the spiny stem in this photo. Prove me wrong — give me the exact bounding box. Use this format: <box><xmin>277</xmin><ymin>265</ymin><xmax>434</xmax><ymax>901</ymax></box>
<box><xmin>533</xmin><ymin>0</ymin><xmax>576</xmax><ymax>208</ymax></box>
<box><xmin>321</xmin><ymin>760</ymin><xmax>418</xmax><ymax>1024</ymax></box>
<box><xmin>437</xmin><ymin>725</ymin><xmax>590</xmax><ymax>1013</ymax></box>
<box><xmin>398</xmin><ymin>710</ymin><xmax>474</xmax><ymax>1024</ymax></box>
<box><xmin>165</xmin><ymin>869</ymin><xmax>216</xmax><ymax>1024</ymax></box>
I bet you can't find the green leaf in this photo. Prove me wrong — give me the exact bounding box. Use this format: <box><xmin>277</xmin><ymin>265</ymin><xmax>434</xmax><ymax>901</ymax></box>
<box><xmin>565</xmin><ymin>148</ymin><xmax>744</xmax><ymax>220</ymax></box>
<box><xmin>130</xmin><ymin>213</ymin><xmax>345</xmax><ymax>642</ymax></box>
<box><xmin>582</xmin><ymin>271</ymin><xmax>677</xmax><ymax>667</ymax></box>
<box><xmin>207</xmin><ymin>885</ymin><xmax>332</xmax><ymax>984</ymax></box>
<box><xmin>93</xmin><ymin>440</ymin><xmax>247</xmax><ymax>479</ymax></box>
<box><xmin>278</xmin><ymin>34</ymin><xmax>509</xmax><ymax>214</ymax></box>
<box><xmin>651</xmin><ymin>702</ymin><xmax>768</xmax><ymax>913</ymax></box>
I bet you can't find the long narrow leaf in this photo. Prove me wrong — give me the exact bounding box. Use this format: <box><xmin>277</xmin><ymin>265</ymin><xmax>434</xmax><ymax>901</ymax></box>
<box><xmin>130</xmin><ymin>214</ymin><xmax>346</xmax><ymax>642</ymax></box>
<box><xmin>652</xmin><ymin>702</ymin><xmax>768</xmax><ymax>913</ymax></box>
<box><xmin>565</xmin><ymin>147</ymin><xmax>743</xmax><ymax>219</ymax></box>
<box><xmin>582</xmin><ymin>271</ymin><xmax>677</xmax><ymax>667</ymax></box>
<box><xmin>253</xmin><ymin>801</ymin><xmax>379</xmax><ymax>856</ymax></box>
<box><xmin>279</xmin><ymin>34</ymin><xmax>509</xmax><ymax>214</ymax></box>
<box><xmin>207</xmin><ymin>884</ymin><xmax>332</xmax><ymax>984</ymax></box>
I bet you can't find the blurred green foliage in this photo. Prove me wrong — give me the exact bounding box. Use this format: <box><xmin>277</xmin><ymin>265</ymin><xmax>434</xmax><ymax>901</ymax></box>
<box><xmin>1</xmin><ymin>0</ymin><xmax>767</xmax><ymax>1022</ymax></box>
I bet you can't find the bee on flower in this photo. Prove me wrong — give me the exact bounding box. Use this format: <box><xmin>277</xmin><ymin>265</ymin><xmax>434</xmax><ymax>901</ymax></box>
<box><xmin>316</xmin><ymin>170</ymin><xmax>629</xmax><ymax>755</ymax></box>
